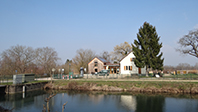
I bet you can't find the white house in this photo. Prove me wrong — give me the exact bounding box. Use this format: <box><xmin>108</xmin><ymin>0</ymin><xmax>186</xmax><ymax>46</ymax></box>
<box><xmin>119</xmin><ymin>52</ymin><xmax>146</xmax><ymax>75</ymax></box>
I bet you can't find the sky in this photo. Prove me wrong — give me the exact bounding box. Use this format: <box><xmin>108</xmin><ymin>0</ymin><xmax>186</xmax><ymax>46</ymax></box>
<box><xmin>0</xmin><ymin>0</ymin><xmax>198</xmax><ymax>66</ymax></box>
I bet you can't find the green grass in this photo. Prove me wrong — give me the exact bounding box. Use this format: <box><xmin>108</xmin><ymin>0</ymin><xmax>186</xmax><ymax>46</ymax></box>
<box><xmin>52</xmin><ymin>80</ymin><xmax>198</xmax><ymax>90</ymax></box>
<box><xmin>164</xmin><ymin>74</ymin><xmax>198</xmax><ymax>79</ymax></box>
<box><xmin>0</xmin><ymin>82</ymin><xmax>13</xmax><ymax>85</ymax></box>
<box><xmin>24</xmin><ymin>80</ymin><xmax>49</xmax><ymax>84</ymax></box>
<box><xmin>0</xmin><ymin>80</ymin><xmax>49</xmax><ymax>85</ymax></box>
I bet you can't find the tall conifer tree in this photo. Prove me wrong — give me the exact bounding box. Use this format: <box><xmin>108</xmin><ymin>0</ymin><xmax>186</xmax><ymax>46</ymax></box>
<box><xmin>132</xmin><ymin>22</ymin><xmax>164</xmax><ymax>76</ymax></box>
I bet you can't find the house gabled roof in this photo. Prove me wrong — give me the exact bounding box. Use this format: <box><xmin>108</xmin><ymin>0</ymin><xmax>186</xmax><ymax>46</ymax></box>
<box><xmin>98</xmin><ymin>57</ymin><xmax>109</xmax><ymax>63</ymax></box>
<box><xmin>88</xmin><ymin>57</ymin><xmax>110</xmax><ymax>65</ymax></box>
<box><xmin>119</xmin><ymin>51</ymin><xmax>133</xmax><ymax>62</ymax></box>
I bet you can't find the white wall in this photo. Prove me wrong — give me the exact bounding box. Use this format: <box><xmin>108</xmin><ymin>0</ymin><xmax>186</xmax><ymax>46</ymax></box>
<box><xmin>120</xmin><ymin>52</ymin><xmax>138</xmax><ymax>74</ymax></box>
<box><xmin>120</xmin><ymin>52</ymin><xmax>146</xmax><ymax>74</ymax></box>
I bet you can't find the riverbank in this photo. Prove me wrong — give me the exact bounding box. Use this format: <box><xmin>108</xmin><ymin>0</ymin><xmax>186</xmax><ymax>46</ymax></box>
<box><xmin>44</xmin><ymin>80</ymin><xmax>198</xmax><ymax>94</ymax></box>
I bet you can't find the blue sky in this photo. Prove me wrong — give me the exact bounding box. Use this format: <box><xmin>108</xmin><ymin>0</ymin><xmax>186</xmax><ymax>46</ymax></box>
<box><xmin>0</xmin><ymin>0</ymin><xmax>198</xmax><ymax>66</ymax></box>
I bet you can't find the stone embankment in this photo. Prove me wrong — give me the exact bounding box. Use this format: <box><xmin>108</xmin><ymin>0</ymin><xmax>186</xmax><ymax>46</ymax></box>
<box><xmin>44</xmin><ymin>82</ymin><xmax>198</xmax><ymax>94</ymax></box>
<box><xmin>5</xmin><ymin>82</ymin><xmax>48</xmax><ymax>94</ymax></box>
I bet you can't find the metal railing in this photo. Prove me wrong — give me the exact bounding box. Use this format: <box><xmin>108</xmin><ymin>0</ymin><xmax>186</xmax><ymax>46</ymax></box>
<box><xmin>0</xmin><ymin>75</ymin><xmax>13</xmax><ymax>84</ymax></box>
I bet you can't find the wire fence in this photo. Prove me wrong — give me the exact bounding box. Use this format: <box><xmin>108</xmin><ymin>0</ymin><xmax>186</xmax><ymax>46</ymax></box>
<box><xmin>0</xmin><ymin>74</ymin><xmax>51</xmax><ymax>84</ymax></box>
<box><xmin>81</xmin><ymin>73</ymin><xmax>198</xmax><ymax>80</ymax></box>
<box><xmin>0</xmin><ymin>75</ymin><xmax>13</xmax><ymax>84</ymax></box>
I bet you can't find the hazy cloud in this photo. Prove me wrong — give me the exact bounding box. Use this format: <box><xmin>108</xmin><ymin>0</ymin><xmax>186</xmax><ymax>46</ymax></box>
<box><xmin>161</xmin><ymin>45</ymin><xmax>198</xmax><ymax>66</ymax></box>
<box><xmin>194</xmin><ymin>24</ymin><xmax>198</xmax><ymax>30</ymax></box>
<box><xmin>183</xmin><ymin>12</ymin><xmax>188</xmax><ymax>20</ymax></box>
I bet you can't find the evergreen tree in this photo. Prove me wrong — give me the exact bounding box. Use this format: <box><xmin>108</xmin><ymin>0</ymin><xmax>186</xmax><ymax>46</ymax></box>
<box><xmin>132</xmin><ymin>22</ymin><xmax>164</xmax><ymax>76</ymax></box>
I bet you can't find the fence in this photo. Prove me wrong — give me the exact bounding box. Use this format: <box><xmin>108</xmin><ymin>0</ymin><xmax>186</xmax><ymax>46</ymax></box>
<box><xmin>83</xmin><ymin>74</ymin><xmax>143</xmax><ymax>79</ymax></box>
<box><xmin>53</xmin><ymin>74</ymin><xmax>65</xmax><ymax>79</ymax></box>
<box><xmin>0</xmin><ymin>75</ymin><xmax>13</xmax><ymax>84</ymax></box>
<box><xmin>1</xmin><ymin>73</ymin><xmax>198</xmax><ymax>83</ymax></box>
<box><xmin>81</xmin><ymin>73</ymin><xmax>198</xmax><ymax>80</ymax></box>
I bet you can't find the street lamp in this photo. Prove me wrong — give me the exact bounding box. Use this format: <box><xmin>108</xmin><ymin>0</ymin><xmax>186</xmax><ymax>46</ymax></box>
<box><xmin>52</xmin><ymin>68</ymin><xmax>55</xmax><ymax>83</ymax></box>
<box><xmin>69</xmin><ymin>63</ymin><xmax>71</xmax><ymax>73</ymax></box>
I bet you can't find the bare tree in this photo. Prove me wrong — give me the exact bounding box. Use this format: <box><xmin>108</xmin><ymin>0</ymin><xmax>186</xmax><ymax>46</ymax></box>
<box><xmin>72</xmin><ymin>49</ymin><xmax>95</xmax><ymax>73</ymax></box>
<box><xmin>57</xmin><ymin>59</ymin><xmax>72</xmax><ymax>75</ymax></box>
<box><xmin>194</xmin><ymin>63</ymin><xmax>198</xmax><ymax>70</ymax></box>
<box><xmin>35</xmin><ymin>47</ymin><xmax>60</xmax><ymax>75</ymax></box>
<box><xmin>1</xmin><ymin>45</ymin><xmax>36</xmax><ymax>74</ymax></box>
<box><xmin>177</xmin><ymin>29</ymin><xmax>198</xmax><ymax>58</ymax></box>
<box><xmin>163</xmin><ymin>65</ymin><xmax>176</xmax><ymax>73</ymax></box>
<box><xmin>0</xmin><ymin>58</ymin><xmax>2</xmax><ymax>75</ymax></box>
<box><xmin>111</xmin><ymin>42</ymin><xmax>132</xmax><ymax>61</ymax></box>
<box><xmin>99</xmin><ymin>51</ymin><xmax>111</xmax><ymax>62</ymax></box>
<box><xmin>176</xmin><ymin>63</ymin><xmax>193</xmax><ymax>70</ymax></box>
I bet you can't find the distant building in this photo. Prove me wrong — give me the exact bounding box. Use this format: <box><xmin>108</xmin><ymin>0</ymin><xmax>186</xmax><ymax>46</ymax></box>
<box><xmin>176</xmin><ymin>70</ymin><xmax>198</xmax><ymax>74</ymax></box>
<box><xmin>88</xmin><ymin>52</ymin><xmax>146</xmax><ymax>75</ymax></box>
<box><xmin>88</xmin><ymin>57</ymin><xmax>119</xmax><ymax>74</ymax></box>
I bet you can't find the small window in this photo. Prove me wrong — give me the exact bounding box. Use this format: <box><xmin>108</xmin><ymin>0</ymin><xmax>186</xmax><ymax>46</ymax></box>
<box><xmin>124</xmin><ymin>66</ymin><xmax>133</xmax><ymax>71</ymax></box>
<box><xmin>94</xmin><ymin>61</ymin><xmax>98</xmax><ymax>66</ymax></box>
<box><xmin>129</xmin><ymin>66</ymin><xmax>132</xmax><ymax>71</ymax></box>
<box><xmin>132</xmin><ymin>58</ymin><xmax>135</xmax><ymax>61</ymax></box>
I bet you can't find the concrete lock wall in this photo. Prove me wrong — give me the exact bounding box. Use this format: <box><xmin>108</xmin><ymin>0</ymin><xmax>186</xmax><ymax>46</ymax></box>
<box><xmin>5</xmin><ymin>82</ymin><xmax>48</xmax><ymax>94</ymax></box>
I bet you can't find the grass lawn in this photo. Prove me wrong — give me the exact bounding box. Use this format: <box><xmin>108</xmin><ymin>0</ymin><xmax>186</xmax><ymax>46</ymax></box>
<box><xmin>0</xmin><ymin>80</ymin><xmax>49</xmax><ymax>85</ymax></box>
<box><xmin>53</xmin><ymin>79</ymin><xmax>198</xmax><ymax>90</ymax></box>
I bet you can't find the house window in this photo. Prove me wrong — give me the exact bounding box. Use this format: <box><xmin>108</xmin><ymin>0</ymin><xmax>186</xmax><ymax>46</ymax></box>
<box><xmin>130</xmin><ymin>58</ymin><xmax>135</xmax><ymax>61</ymax></box>
<box><xmin>124</xmin><ymin>66</ymin><xmax>132</xmax><ymax>71</ymax></box>
<box><xmin>94</xmin><ymin>61</ymin><xmax>98</xmax><ymax>67</ymax></box>
<box><xmin>129</xmin><ymin>66</ymin><xmax>132</xmax><ymax>70</ymax></box>
<box><xmin>126</xmin><ymin>66</ymin><xmax>128</xmax><ymax>70</ymax></box>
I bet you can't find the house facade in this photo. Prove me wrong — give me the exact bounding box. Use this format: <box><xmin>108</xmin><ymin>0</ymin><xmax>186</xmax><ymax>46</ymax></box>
<box><xmin>88</xmin><ymin>57</ymin><xmax>119</xmax><ymax>74</ymax></box>
<box><xmin>119</xmin><ymin>52</ymin><xmax>146</xmax><ymax>75</ymax></box>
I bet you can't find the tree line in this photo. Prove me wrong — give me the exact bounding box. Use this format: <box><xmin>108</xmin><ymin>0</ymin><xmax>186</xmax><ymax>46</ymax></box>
<box><xmin>0</xmin><ymin>43</ymin><xmax>132</xmax><ymax>76</ymax></box>
<box><xmin>1</xmin><ymin>22</ymin><xmax>197</xmax><ymax>76</ymax></box>
<box><xmin>164</xmin><ymin>63</ymin><xmax>198</xmax><ymax>73</ymax></box>
<box><xmin>0</xmin><ymin>45</ymin><xmax>59</xmax><ymax>76</ymax></box>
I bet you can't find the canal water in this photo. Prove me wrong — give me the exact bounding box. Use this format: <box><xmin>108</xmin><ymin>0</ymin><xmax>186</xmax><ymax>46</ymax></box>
<box><xmin>0</xmin><ymin>90</ymin><xmax>198</xmax><ymax>112</ymax></box>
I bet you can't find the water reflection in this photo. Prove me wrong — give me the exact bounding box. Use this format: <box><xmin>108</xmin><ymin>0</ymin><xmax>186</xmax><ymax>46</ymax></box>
<box><xmin>0</xmin><ymin>90</ymin><xmax>198</xmax><ymax>112</ymax></box>
<box><xmin>0</xmin><ymin>90</ymin><xmax>47</xmax><ymax>111</ymax></box>
<box><xmin>120</xmin><ymin>95</ymin><xmax>136</xmax><ymax>111</ymax></box>
<box><xmin>135</xmin><ymin>94</ymin><xmax>165</xmax><ymax>112</ymax></box>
